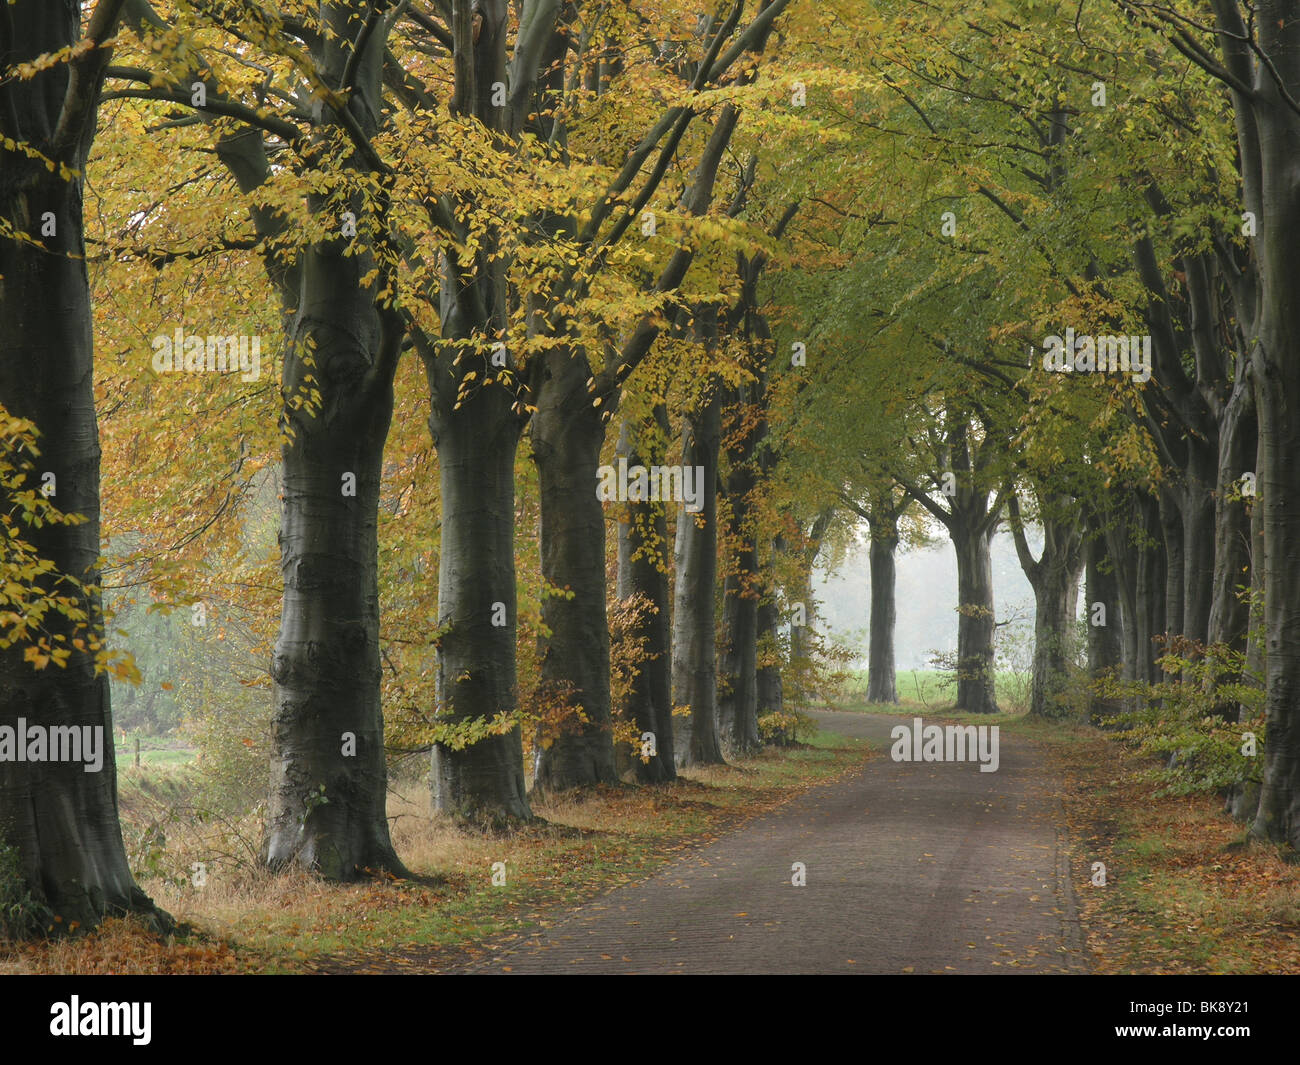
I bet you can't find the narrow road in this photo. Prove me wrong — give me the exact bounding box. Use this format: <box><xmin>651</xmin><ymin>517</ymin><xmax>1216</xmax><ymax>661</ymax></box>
<box><xmin>458</xmin><ymin>710</ymin><xmax>1089</xmax><ymax>974</ymax></box>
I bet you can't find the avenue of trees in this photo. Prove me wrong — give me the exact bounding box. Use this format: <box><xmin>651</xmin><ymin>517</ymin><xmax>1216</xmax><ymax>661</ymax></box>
<box><xmin>1</xmin><ymin>0</ymin><xmax>1296</xmax><ymax>933</ymax></box>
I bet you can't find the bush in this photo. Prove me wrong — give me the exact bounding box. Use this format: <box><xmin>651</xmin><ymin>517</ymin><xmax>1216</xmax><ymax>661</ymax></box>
<box><xmin>1095</xmin><ymin>637</ymin><xmax>1265</xmax><ymax>798</ymax></box>
<box><xmin>758</xmin><ymin>708</ymin><xmax>816</xmax><ymax>746</ymax></box>
<box><xmin>0</xmin><ymin>841</ymin><xmax>53</xmax><ymax>941</ymax></box>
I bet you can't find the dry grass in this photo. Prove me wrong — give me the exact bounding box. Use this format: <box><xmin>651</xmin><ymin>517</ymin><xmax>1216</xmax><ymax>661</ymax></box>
<box><xmin>1034</xmin><ymin>720</ymin><xmax>1300</xmax><ymax>974</ymax></box>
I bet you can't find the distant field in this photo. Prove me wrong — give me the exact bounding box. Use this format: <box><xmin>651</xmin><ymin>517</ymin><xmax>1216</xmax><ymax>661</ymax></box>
<box><xmin>114</xmin><ymin>735</ymin><xmax>198</xmax><ymax>769</ymax></box>
<box><xmin>839</xmin><ymin>669</ymin><xmax>1032</xmax><ymax>713</ymax></box>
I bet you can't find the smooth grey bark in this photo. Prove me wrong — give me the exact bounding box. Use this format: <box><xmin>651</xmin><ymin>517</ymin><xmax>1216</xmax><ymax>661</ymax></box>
<box><xmin>1244</xmin><ymin>429</ymin><xmax>1266</xmax><ymax>688</ymax></box>
<box><xmin>756</xmin><ymin>577</ymin><xmax>784</xmax><ymax>719</ymax></box>
<box><xmin>866</xmin><ymin>527</ymin><xmax>900</xmax><ymax>705</ymax></box>
<box><xmin>1207</xmin><ymin>375</ymin><xmax>1257</xmax><ymax>654</ymax></box>
<box><xmin>853</xmin><ymin>496</ymin><xmax>902</xmax><ymax>705</ymax></box>
<box><xmin>951</xmin><ymin>520</ymin><xmax>1001</xmax><ymax>714</ymax></box>
<box><xmin>782</xmin><ymin>511</ymin><xmax>832</xmax><ymax>711</ymax></box>
<box><xmin>897</xmin><ymin>412</ymin><xmax>1004</xmax><ymax>715</ymax></box>
<box><xmin>1008</xmin><ymin>493</ymin><xmax>1085</xmax><ymax>719</ymax></box>
<box><xmin>426</xmin><ymin>377</ymin><xmax>531</xmax><ymax>822</ymax></box>
<box><xmin>1084</xmin><ymin>518</ymin><xmax>1124</xmax><ymax>721</ymax></box>
<box><xmin>1240</xmin><ymin>12</ymin><xmax>1300</xmax><ymax>847</ymax></box>
<box><xmin>1103</xmin><ymin>499</ymin><xmax>1154</xmax><ymax>712</ymax></box>
<box><xmin>1113</xmin><ymin>494</ymin><xmax>1168</xmax><ymax>703</ymax></box>
<box><xmin>1129</xmin><ymin>493</ymin><xmax>1167</xmax><ymax>687</ymax></box>
<box><xmin>530</xmin><ymin>110</ymin><xmax>742</xmax><ymax>789</ymax></box>
<box><xmin>530</xmin><ymin>356</ymin><xmax>620</xmax><ymax>793</ymax></box>
<box><xmin>1207</xmin><ymin>363</ymin><xmax>1257</xmax><ymax>716</ymax></box>
<box><xmin>717</xmin><ymin>389</ymin><xmax>761</xmax><ymax>756</ymax></box>
<box><xmin>413</xmin><ymin>0</ymin><xmax>545</xmax><ymax>823</ymax></box>
<box><xmin>122</xmin><ymin>0</ymin><xmax>409</xmax><ymax>874</ymax></box>
<box><xmin>671</xmin><ymin>391</ymin><xmax>725</xmax><ymax>768</ymax></box>
<box><xmin>842</xmin><ymin>488</ymin><xmax>905</xmax><ymax>705</ymax></box>
<box><xmin>1180</xmin><ymin>443</ymin><xmax>1218</xmax><ymax>648</ymax></box>
<box><xmin>1228</xmin><ymin>428</ymin><xmax>1267</xmax><ymax>823</ymax></box>
<box><xmin>526</xmin><ymin>4</ymin><xmax>789</xmax><ymax>790</ymax></box>
<box><xmin>0</xmin><ymin>0</ymin><xmax>164</xmax><ymax>931</ymax></box>
<box><xmin>718</xmin><ymin>565</ymin><xmax>760</xmax><ymax>754</ymax></box>
<box><xmin>264</xmin><ymin>2</ymin><xmax>405</xmax><ymax>877</ymax></box>
<box><xmin>787</xmin><ymin>576</ymin><xmax>814</xmax><ymax>707</ymax></box>
<box><xmin>715</xmin><ymin>222</ymin><xmax>792</xmax><ymax>755</ymax></box>
<box><xmin>615</xmin><ymin>411</ymin><xmax>676</xmax><ymax>783</ymax></box>
<box><xmin>1132</xmin><ymin>221</ymin><xmax>1231</xmax><ymax>658</ymax></box>
<box><xmin>1157</xmin><ymin>485</ymin><xmax>1185</xmax><ymax>648</ymax></box>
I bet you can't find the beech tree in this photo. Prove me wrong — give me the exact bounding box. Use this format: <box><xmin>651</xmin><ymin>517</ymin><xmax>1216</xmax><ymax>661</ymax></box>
<box><xmin>0</xmin><ymin>0</ymin><xmax>163</xmax><ymax>930</ymax></box>
<box><xmin>107</xmin><ymin>0</ymin><xmax>411</xmax><ymax>878</ymax></box>
<box><xmin>1137</xmin><ymin>0</ymin><xmax>1300</xmax><ymax>847</ymax></box>
<box><xmin>528</xmin><ymin>2</ymin><xmax>796</xmax><ymax>790</ymax></box>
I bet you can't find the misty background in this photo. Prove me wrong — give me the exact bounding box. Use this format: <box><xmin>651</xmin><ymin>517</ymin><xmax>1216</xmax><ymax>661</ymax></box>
<box><xmin>814</xmin><ymin>524</ymin><xmax>1077</xmax><ymax>674</ymax></box>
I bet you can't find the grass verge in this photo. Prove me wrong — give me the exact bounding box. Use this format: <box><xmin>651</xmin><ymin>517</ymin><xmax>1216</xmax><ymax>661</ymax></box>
<box><xmin>1028</xmin><ymin>717</ymin><xmax>1300</xmax><ymax>974</ymax></box>
<box><xmin>1</xmin><ymin>729</ymin><xmax>869</xmax><ymax>975</ymax></box>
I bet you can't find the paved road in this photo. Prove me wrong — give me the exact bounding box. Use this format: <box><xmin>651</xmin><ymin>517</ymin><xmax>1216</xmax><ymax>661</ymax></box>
<box><xmin>458</xmin><ymin>710</ymin><xmax>1089</xmax><ymax>974</ymax></box>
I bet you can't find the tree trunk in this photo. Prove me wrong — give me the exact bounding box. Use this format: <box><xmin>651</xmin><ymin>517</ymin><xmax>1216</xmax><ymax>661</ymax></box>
<box><xmin>265</xmin><ymin>243</ymin><xmax>405</xmax><ymax>878</ymax></box>
<box><xmin>866</xmin><ymin>518</ymin><xmax>899</xmax><ymax>704</ymax></box>
<box><xmin>1158</xmin><ymin>485</ymin><xmax>1185</xmax><ymax>648</ymax></box>
<box><xmin>787</xmin><ymin>572</ymin><xmax>812</xmax><ymax>707</ymax></box>
<box><xmin>1105</xmin><ymin>510</ymin><xmax>1141</xmax><ymax>712</ymax></box>
<box><xmin>717</xmin><ymin>397</ymin><xmax>761</xmax><ymax>755</ymax></box>
<box><xmin>1228</xmin><ymin>429</ymin><xmax>1267</xmax><ymax>823</ymax></box>
<box><xmin>952</xmin><ymin>521</ymin><xmax>1000</xmax><ymax>714</ymax></box>
<box><xmin>1027</xmin><ymin>552</ymin><xmax>1084</xmax><ymax>718</ymax></box>
<box><xmin>530</xmin><ymin>351</ymin><xmax>618</xmax><ymax>792</ymax></box>
<box><xmin>718</xmin><ymin>571</ymin><xmax>760</xmax><ymax>754</ymax></box>
<box><xmin>427</xmin><ymin>381</ymin><xmax>531</xmax><ymax>822</ymax></box>
<box><xmin>756</xmin><ymin>576</ymin><xmax>785</xmax><ymax>722</ymax></box>
<box><xmin>671</xmin><ymin>392</ymin><xmax>725</xmax><ymax>767</ymax></box>
<box><xmin>614</xmin><ymin>411</ymin><xmax>675</xmax><ymax>783</ymax></box>
<box><xmin>1136</xmin><ymin>493</ymin><xmax>1167</xmax><ymax>684</ymax></box>
<box><xmin>1244</xmin><ymin>431</ymin><xmax>1266</xmax><ymax>688</ymax></box>
<box><xmin>1009</xmin><ymin>495</ymin><xmax>1084</xmax><ymax>719</ymax></box>
<box><xmin>1249</xmin><ymin>98</ymin><xmax>1300</xmax><ymax>845</ymax></box>
<box><xmin>1181</xmin><ymin>440</ymin><xmax>1218</xmax><ymax>649</ymax></box>
<box><xmin>897</xmin><ymin>412</ymin><xmax>1002</xmax><ymax>714</ymax></box>
<box><xmin>264</xmin><ymin>6</ymin><xmax>404</xmax><ymax>877</ymax></box>
<box><xmin>1251</xmin><ymin>342</ymin><xmax>1300</xmax><ymax>843</ymax></box>
<box><xmin>1207</xmin><ymin>368</ymin><xmax>1257</xmax><ymax>716</ymax></box>
<box><xmin>1085</xmin><ymin>526</ymin><xmax>1124</xmax><ymax>721</ymax></box>
<box><xmin>0</xmin><ymin>0</ymin><xmax>163</xmax><ymax>932</ymax></box>
<box><xmin>417</xmin><ymin>0</ymin><xmax>534</xmax><ymax>823</ymax></box>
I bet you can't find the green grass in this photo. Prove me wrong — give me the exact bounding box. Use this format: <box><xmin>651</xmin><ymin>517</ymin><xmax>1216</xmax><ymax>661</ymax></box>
<box><xmin>838</xmin><ymin>669</ymin><xmax>1033</xmax><ymax>715</ymax></box>
<box><xmin>113</xmin><ymin>733</ymin><xmax>197</xmax><ymax>768</ymax></box>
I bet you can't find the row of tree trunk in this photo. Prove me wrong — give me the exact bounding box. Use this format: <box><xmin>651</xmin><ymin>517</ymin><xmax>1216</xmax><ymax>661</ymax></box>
<box><xmin>0</xmin><ymin>0</ymin><xmax>805</xmax><ymax>928</ymax></box>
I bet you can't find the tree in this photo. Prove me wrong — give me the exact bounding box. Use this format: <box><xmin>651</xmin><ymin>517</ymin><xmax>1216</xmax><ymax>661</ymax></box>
<box><xmin>841</xmin><ymin>486</ymin><xmax>910</xmax><ymax>705</ymax></box>
<box><xmin>1120</xmin><ymin>0</ymin><xmax>1300</xmax><ymax>845</ymax></box>
<box><xmin>1008</xmin><ymin>489</ymin><xmax>1085</xmax><ymax>718</ymax></box>
<box><xmin>896</xmin><ymin>405</ymin><xmax>1008</xmax><ymax>715</ymax></box>
<box><xmin>528</xmin><ymin>1</ymin><xmax>796</xmax><ymax>790</ymax></box>
<box><xmin>614</xmin><ymin>400</ymin><xmax>676</xmax><ymax>783</ymax></box>
<box><xmin>0</xmin><ymin>0</ymin><xmax>163</xmax><ymax>931</ymax></box>
<box><xmin>671</xmin><ymin>361</ymin><xmax>726</xmax><ymax>767</ymax></box>
<box><xmin>717</xmin><ymin>198</ymin><xmax>797</xmax><ymax>753</ymax></box>
<box><xmin>106</xmin><ymin>0</ymin><xmax>410</xmax><ymax>876</ymax></box>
